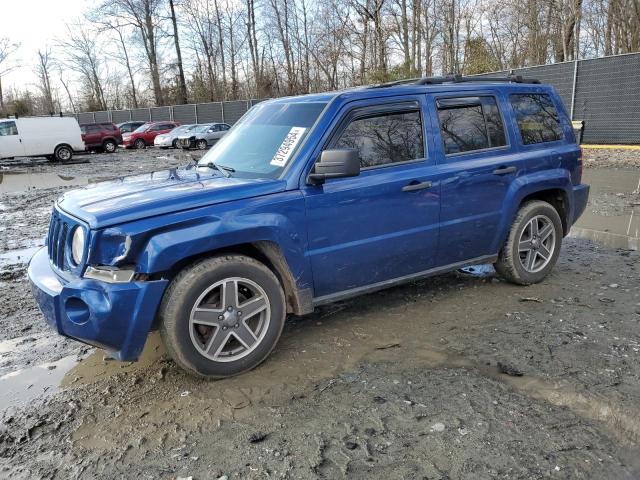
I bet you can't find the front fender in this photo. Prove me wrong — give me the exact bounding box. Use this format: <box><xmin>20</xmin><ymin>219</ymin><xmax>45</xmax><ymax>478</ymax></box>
<box><xmin>492</xmin><ymin>169</ymin><xmax>573</xmax><ymax>252</ymax></box>
<box><xmin>130</xmin><ymin>191</ymin><xmax>311</xmax><ymax>291</ymax></box>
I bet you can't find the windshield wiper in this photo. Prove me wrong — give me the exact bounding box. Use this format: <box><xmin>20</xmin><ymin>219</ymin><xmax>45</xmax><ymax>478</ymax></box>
<box><xmin>199</xmin><ymin>161</ymin><xmax>231</xmax><ymax>178</ymax></box>
<box><xmin>216</xmin><ymin>164</ymin><xmax>235</xmax><ymax>173</ymax></box>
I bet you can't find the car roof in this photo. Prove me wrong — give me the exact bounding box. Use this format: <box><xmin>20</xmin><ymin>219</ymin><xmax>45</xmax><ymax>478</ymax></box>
<box><xmin>267</xmin><ymin>78</ymin><xmax>553</xmax><ymax>106</ymax></box>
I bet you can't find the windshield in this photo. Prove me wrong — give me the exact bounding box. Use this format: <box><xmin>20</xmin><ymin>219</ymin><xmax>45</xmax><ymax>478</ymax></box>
<box><xmin>172</xmin><ymin>125</ymin><xmax>195</xmax><ymax>135</ymax></box>
<box><xmin>197</xmin><ymin>101</ymin><xmax>327</xmax><ymax>179</ymax></box>
<box><xmin>132</xmin><ymin>124</ymin><xmax>150</xmax><ymax>133</ymax></box>
<box><xmin>194</xmin><ymin>124</ymin><xmax>212</xmax><ymax>133</ymax></box>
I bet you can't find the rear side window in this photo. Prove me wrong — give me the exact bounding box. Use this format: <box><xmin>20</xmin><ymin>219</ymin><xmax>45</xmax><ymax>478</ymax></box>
<box><xmin>437</xmin><ymin>96</ymin><xmax>507</xmax><ymax>155</ymax></box>
<box><xmin>334</xmin><ymin>109</ymin><xmax>424</xmax><ymax>168</ymax></box>
<box><xmin>0</xmin><ymin>122</ymin><xmax>18</xmax><ymax>136</ymax></box>
<box><xmin>510</xmin><ymin>93</ymin><xmax>563</xmax><ymax>145</ymax></box>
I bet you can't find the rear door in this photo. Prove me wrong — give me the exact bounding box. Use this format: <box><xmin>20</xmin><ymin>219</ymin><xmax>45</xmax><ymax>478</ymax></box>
<box><xmin>208</xmin><ymin>124</ymin><xmax>227</xmax><ymax>142</ymax></box>
<box><xmin>0</xmin><ymin>121</ymin><xmax>24</xmax><ymax>158</ymax></box>
<box><xmin>302</xmin><ymin>99</ymin><xmax>441</xmax><ymax>299</ymax></box>
<box><xmin>82</xmin><ymin>125</ymin><xmax>101</xmax><ymax>148</ymax></box>
<box><xmin>429</xmin><ymin>91</ymin><xmax>524</xmax><ymax>266</ymax></box>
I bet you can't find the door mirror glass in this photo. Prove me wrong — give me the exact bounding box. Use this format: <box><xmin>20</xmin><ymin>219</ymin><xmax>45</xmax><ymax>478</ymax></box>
<box><xmin>309</xmin><ymin>149</ymin><xmax>360</xmax><ymax>184</ymax></box>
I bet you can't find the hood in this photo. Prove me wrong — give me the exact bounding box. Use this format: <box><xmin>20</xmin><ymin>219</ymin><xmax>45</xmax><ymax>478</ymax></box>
<box><xmin>57</xmin><ymin>166</ymin><xmax>286</xmax><ymax>229</ymax></box>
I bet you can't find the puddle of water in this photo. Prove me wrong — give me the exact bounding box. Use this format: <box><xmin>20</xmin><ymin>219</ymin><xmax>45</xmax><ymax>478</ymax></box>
<box><xmin>0</xmin><ymin>245</ymin><xmax>41</xmax><ymax>266</ymax></box>
<box><xmin>573</xmin><ymin>168</ymin><xmax>640</xmax><ymax>250</ymax></box>
<box><xmin>457</xmin><ymin>264</ymin><xmax>495</xmax><ymax>277</ymax></box>
<box><xmin>0</xmin><ymin>333</ymin><xmax>164</xmax><ymax>414</ymax></box>
<box><xmin>0</xmin><ymin>172</ymin><xmax>88</xmax><ymax>193</ymax></box>
<box><xmin>0</xmin><ymin>356</ymin><xmax>79</xmax><ymax>412</ymax></box>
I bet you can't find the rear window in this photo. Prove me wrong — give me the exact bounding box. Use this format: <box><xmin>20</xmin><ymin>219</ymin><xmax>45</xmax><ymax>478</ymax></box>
<box><xmin>510</xmin><ymin>93</ymin><xmax>563</xmax><ymax>145</ymax></box>
<box><xmin>436</xmin><ymin>96</ymin><xmax>507</xmax><ymax>155</ymax></box>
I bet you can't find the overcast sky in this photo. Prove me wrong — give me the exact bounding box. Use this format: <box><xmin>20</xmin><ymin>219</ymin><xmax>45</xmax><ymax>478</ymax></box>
<box><xmin>1</xmin><ymin>0</ymin><xmax>88</xmax><ymax>89</ymax></box>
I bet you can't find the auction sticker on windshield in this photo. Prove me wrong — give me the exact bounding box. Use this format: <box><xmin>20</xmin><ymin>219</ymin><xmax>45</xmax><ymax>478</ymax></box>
<box><xmin>270</xmin><ymin>127</ymin><xmax>307</xmax><ymax>167</ymax></box>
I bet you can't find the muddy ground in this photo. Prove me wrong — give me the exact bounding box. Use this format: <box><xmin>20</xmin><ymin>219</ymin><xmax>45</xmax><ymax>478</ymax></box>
<box><xmin>0</xmin><ymin>147</ymin><xmax>639</xmax><ymax>479</ymax></box>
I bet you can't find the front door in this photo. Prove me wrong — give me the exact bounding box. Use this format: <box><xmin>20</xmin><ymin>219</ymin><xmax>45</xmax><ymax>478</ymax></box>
<box><xmin>0</xmin><ymin>121</ymin><xmax>24</xmax><ymax>158</ymax></box>
<box><xmin>429</xmin><ymin>92</ymin><xmax>524</xmax><ymax>266</ymax></box>
<box><xmin>302</xmin><ymin>101</ymin><xmax>441</xmax><ymax>300</ymax></box>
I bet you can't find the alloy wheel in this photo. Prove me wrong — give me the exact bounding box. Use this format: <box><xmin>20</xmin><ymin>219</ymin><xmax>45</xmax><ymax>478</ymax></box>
<box><xmin>189</xmin><ymin>277</ymin><xmax>271</xmax><ymax>362</ymax></box>
<box><xmin>518</xmin><ymin>214</ymin><xmax>556</xmax><ymax>273</ymax></box>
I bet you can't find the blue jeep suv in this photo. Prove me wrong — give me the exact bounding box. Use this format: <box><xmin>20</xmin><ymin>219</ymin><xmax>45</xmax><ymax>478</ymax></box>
<box><xmin>29</xmin><ymin>75</ymin><xmax>589</xmax><ymax>378</ymax></box>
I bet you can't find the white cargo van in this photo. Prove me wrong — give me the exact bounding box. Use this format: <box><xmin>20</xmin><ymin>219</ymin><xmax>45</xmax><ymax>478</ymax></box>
<box><xmin>0</xmin><ymin>117</ymin><xmax>85</xmax><ymax>162</ymax></box>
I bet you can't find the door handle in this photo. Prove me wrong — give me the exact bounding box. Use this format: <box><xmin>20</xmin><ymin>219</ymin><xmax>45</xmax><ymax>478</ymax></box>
<box><xmin>402</xmin><ymin>181</ymin><xmax>433</xmax><ymax>192</ymax></box>
<box><xmin>493</xmin><ymin>166</ymin><xmax>516</xmax><ymax>175</ymax></box>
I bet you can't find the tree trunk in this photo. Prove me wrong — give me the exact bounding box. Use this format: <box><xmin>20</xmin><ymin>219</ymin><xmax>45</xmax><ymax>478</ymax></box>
<box><xmin>114</xmin><ymin>27</ymin><xmax>139</xmax><ymax>108</ymax></box>
<box><xmin>214</xmin><ymin>0</ymin><xmax>228</xmax><ymax>99</ymax></box>
<box><xmin>169</xmin><ymin>0</ymin><xmax>188</xmax><ymax>104</ymax></box>
<box><xmin>143</xmin><ymin>0</ymin><xmax>163</xmax><ymax>105</ymax></box>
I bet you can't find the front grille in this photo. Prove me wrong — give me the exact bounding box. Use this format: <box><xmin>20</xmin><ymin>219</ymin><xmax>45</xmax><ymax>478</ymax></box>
<box><xmin>46</xmin><ymin>208</ymin><xmax>83</xmax><ymax>272</ymax></box>
<box><xmin>47</xmin><ymin>212</ymin><xmax>69</xmax><ymax>270</ymax></box>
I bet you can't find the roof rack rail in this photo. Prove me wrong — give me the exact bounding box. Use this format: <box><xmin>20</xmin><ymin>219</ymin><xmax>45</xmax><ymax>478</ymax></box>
<box><xmin>416</xmin><ymin>73</ymin><xmax>540</xmax><ymax>85</ymax></box>
<box><xmin>368</xmin><ymin>73</ymin><xmax>540</xmax><ymax>88</ymax></box>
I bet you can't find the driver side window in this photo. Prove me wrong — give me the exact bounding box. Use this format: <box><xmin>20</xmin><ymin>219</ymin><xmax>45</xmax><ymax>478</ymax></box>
<box><xmin>334</xmin><ymin>109</ymin><xmax>424</xmax><ymax>168</ymax></box>
<box><xmin>0</xmin><ymin>121</ymin><xmax>18</xmax><ymax>136</ymax></box>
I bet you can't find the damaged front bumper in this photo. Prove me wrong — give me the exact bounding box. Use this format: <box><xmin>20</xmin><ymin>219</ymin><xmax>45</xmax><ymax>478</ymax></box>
<box><xmin>28</xmin><ymin>247</ymin><xmax>168</xmax><ymax>361</ymax></box>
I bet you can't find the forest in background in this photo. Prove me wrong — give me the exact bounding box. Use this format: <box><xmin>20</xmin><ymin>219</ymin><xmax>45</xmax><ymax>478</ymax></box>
<box><xmin>0</xmin><ymin>0</ymin><xmax>639</xmax><ymax>115</ymax></box>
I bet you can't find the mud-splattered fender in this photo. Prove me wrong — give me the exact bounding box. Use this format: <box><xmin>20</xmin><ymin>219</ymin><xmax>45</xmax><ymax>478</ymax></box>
<box><xmin>491</xmin><ymin>169</ymin><xmax>574</xmax><ymax>253</ymax></box>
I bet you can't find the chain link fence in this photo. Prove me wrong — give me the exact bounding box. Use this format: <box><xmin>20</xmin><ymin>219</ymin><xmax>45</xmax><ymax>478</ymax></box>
<box><xmin>475</xmin><ymin>52</ymin><xmax>640</xmax><ymax>144</ymax></box>
<box><xmin>75</xmin><ymin>98</ymin><xmax>266</xmax><ymax>129</ymax></box>
<box><xmin>75</xmin><ymin>52</ymin><xmax>640</xmax><ymax>144</ymax></box>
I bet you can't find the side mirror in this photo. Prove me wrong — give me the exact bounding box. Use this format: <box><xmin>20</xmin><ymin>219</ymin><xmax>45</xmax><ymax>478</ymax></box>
<box><xmin>308</xmin><ymin>149</ymin><xmax>360</xmax><ymax>184</ymax></box>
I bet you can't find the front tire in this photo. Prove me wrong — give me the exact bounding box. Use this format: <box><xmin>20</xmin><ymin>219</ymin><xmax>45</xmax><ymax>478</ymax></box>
<box><xmin>494</xmin><ymin>200</ymin><xmax>563</xmax><ymax>285</ymax></box>
<box><xmin>195</xmin><ymin>139</ymin><xmax>208</xmax><ymax>150</ymax></box>
<box><xmin>159</xmin><ymin>255</ymin><xmax>286</xmax><ymax>378</ymax></box>
<box><xmin>134</xmin><ymin>138</ymin><xmax>146</xmax><ymax>149</ymax></box>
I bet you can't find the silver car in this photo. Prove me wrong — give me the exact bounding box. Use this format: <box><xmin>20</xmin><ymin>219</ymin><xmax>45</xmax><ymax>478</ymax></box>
<box><xmin>177</xmin><ymin>123</ymin><xmax>231</xmax><ymax>150</ymax></box>
<box><xmin>154</xmin><ymin>124</ymin><xmax>198</xmax><ymax>149</ymax></box>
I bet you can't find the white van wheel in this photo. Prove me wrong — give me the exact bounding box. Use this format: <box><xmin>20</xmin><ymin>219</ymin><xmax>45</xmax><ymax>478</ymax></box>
<box><xmin>53</xmin><ymin>145</ymin><xmax>73</xmax><ymax>162</ymax></box>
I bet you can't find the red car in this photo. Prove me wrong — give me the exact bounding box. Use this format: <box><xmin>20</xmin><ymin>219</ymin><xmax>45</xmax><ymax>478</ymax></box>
<box><xmin>80</xmin><ymin>123</ymin><xmax>123</xmax><ymax>153</ymax></box>
<box><xmin>122</xmin><ymin>121</ymin><xmax>180</xmax><ymax>149</ymax></box>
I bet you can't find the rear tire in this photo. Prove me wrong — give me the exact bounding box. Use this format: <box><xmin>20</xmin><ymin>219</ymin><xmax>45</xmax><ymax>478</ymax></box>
<box><xmin>134</xmin><ymin>138</ymin><xmax>146</xmax><ymax>149</ymax></box>
<box><xmin>159</xmin><ymin>255</ymin><xmax>286</xmax><ymax>378</ymax></box>
<box><xmin>53</xmin><ymin>145</ymin><xmax>73</xmax><ymax>162</ymax></box>
<box><xmin>494</xmin><ymin>200</ymin><xmax>563</xmax><ymax>285</ymax></box>
<box><xmin>103</xmin><ymin>139</ymin><xmax>117</xmax><ymax>153</ymax></box>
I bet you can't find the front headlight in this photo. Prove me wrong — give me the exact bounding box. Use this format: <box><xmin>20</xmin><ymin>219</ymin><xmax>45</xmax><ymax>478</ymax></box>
<box><xmin>71</xmin><ymin>227</ymin><xmax>85</xmax><ymax>265</ymax></box>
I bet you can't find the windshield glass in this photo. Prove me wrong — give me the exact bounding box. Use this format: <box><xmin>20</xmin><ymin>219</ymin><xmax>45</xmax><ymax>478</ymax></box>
<box><xmin>197</xmin><ymin>101</ymin><xmax>327</xmax><ymax>179</ymax></box>
<box><xmin>194</xmin><ymin>124</ymin><xmax>212</xmax><ymax>133</ymax></box>
<box><xmin>132</xmin><ymin>124</ymin><xmax>150</xmax><ymax>133</ymax></box>
<box><xmin>171</xmin><ymin>125</ymin><xmax>194</xmax><ymax>135</ymax></box>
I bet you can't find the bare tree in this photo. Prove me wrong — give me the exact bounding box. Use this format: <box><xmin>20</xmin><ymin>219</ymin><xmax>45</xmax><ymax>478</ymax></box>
<box><xmin>0</xmin><ymin>38</ymin><xmax>20</xmax><ymax>112</ymax></box>
<box><xmin>169</xmin><ymin>0</ymin><xmax>188</xmax><ymax>103</ymax></box>
<box><xmin>58</xmin><ymin>24</ymin><xmax>108</xmax><ymax>111</ymax></box>
<box><xmin>99</xmin><ymin>0</ymin><xmax>165</xmax><ymax>105</ymax></box>
<box><xmin>35</xmin><ymin>49</ymin><xmax>56</xmax><ymax>114</ymax></box>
